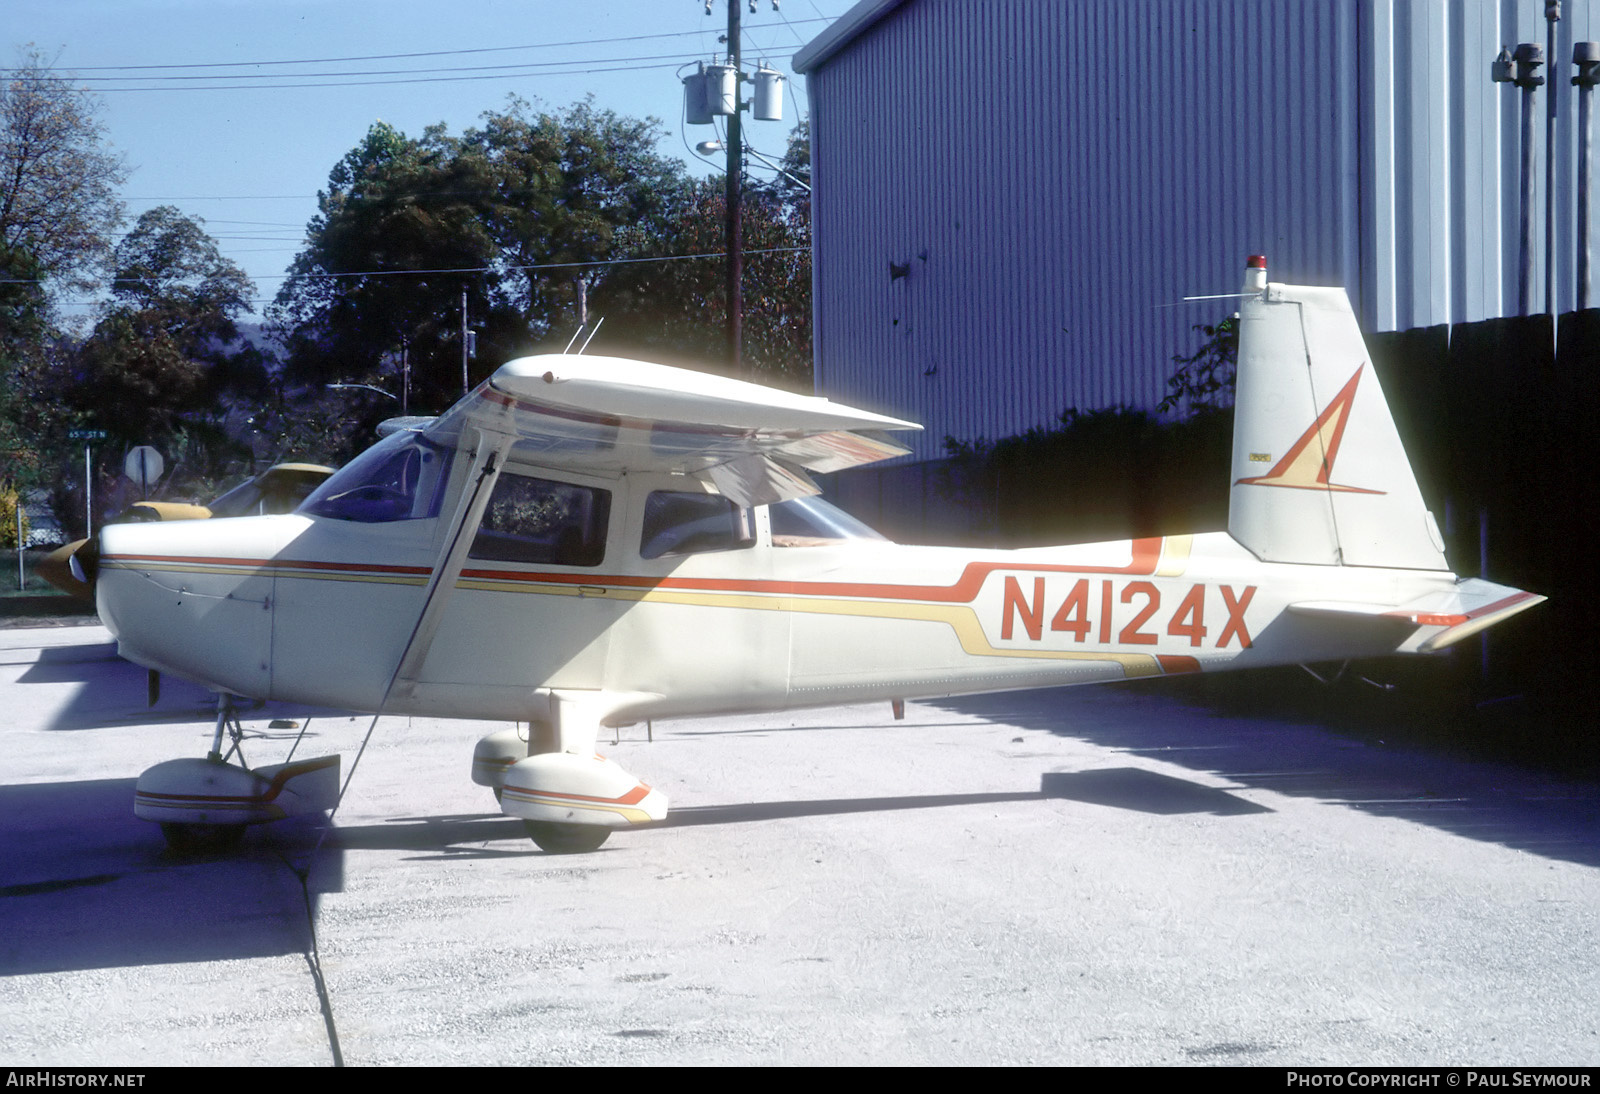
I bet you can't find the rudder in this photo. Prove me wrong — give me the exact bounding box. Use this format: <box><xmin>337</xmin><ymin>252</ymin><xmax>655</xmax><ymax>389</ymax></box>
<box><xmin>1227</xmin><ymin>256</ymin><xmax>1448</xmax><ymax>571</ymax></box>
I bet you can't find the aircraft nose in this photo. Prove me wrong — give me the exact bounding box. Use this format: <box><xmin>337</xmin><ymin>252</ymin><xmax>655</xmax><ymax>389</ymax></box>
<box><xmin>94</xmin><ymin>523</ymin><xmax>160</xmax><ymax>655</ymax></box>
<box><xmin>96</xmin><ymin>521</ymin><xmax>276</xmax><ymax>698</ymax></box>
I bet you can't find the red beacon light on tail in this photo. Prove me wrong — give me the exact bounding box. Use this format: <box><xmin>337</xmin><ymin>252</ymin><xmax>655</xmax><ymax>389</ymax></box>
<box><xmin>1244</xmin><ymin>253</ymin><xmax>1268</xmax><ymax>293</ymax></box>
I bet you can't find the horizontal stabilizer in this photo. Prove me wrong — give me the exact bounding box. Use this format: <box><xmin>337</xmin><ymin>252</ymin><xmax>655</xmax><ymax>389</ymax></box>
<box><xmin>1289</xmin><ymin>578</ymin><xmax>1545</xmax><ymax>653</ymax></box>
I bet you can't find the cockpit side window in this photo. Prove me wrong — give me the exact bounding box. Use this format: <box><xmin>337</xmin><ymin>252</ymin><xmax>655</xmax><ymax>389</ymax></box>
<box><xmin>640</xmin><ymin>491</ymin><xmax>754</xmax><ymax>559</ymax></box>
<box><xmin>470</xmin><ymin>471</ymin><xmax>610</xmax><ymax>567</ymax></box>
<box><xmin>298</xmin><ymin>434</ymin><xmax>452</xmax><ymax>523</ymax></box>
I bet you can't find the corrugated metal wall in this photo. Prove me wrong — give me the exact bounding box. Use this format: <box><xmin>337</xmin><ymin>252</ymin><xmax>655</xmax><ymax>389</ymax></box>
<box><xmin>1366</xmin><ymin>0</ymin><xmax>1597</xmax><ymax>329</ymax></box>
<box><xmin>804</xmin><ymin>0</ymin><xmax>1599</xmax><ymax>462</ymax></box>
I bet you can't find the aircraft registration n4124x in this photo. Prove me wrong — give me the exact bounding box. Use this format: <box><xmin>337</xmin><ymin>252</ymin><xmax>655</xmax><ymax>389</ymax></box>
<box><xmin>79</xmin><ymin>256</ymin><xmax>1542</xmax><ymax>855</ymax></box>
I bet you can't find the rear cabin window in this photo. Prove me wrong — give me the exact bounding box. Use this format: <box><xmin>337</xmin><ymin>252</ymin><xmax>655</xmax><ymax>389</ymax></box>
<box><xmin>470</xmin><ymin>471</ymin><xmax>610</xmax><ymax>567</ymax></box>
<box><xmin>769</xmin><ymin>496</ymin><xmax>888</xmax><ymax>546</ymax></box>
<box><xmin>640</xmin><ymin>491</ymin><xmax>754</xmax><ymax>559</ymax></box>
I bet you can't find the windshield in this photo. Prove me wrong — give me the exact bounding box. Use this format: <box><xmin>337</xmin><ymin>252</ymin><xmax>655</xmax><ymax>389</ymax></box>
<box><xmin>297</xmin><ymin>433</ymin><xmax>453</xmax><ymax>523</ymax></box>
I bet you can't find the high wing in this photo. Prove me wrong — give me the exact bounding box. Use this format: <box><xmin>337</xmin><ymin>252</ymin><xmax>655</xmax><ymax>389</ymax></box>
<box><xmin>405</xmin><ymin>353</ymin><xmax>922</xmax><ymax>506</ymax></box>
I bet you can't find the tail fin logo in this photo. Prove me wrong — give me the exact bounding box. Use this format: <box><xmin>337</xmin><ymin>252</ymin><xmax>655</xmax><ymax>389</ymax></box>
<box><xmin>1235</xmin><ymin>366</ymin><xmax>1385</xmax><ymax>495</ymax></box>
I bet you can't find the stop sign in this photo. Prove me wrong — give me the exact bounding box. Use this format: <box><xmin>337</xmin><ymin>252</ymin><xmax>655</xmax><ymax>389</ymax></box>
<box><xmin>124</xmin><ymin>446</ymin><xmax>164</xmax><ymax>494</ymax></box>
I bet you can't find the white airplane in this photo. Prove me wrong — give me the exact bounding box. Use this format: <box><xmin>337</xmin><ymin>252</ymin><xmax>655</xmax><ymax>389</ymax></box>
<box><xmin>94</xmin><ymin>256</ymin><xmax>1544</xmax><ymax>854</ymax></box>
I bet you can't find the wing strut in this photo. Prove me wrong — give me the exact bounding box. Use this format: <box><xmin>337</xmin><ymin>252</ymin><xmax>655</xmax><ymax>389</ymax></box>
<box><xmin>302</xmin><ymin>429</ymin><xmax>512</xmax><ymax>877</ymax></box>
<box><xmin>326</xmin><ymin>426</ymin><xmax>511</xmax><ymax>825</ymax></box>
<box><xmin>388</xmin><ymin>427</ymin><xmax>512</xmax><ymax>702</ymax></box>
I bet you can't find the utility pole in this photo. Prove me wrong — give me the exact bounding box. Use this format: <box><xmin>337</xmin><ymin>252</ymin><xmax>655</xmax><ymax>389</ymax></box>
<box><xmin>1575</xmin><ymin>42</ymin><xmax>1600</xmax><ymax>310</ymax></box>
<box><xmin>1495</xmin><ymin>44</ymin><xmax>1545</xmax><ymax>316</ymax></box>
<box><xmin>460</xmin><ymin>288</ymin><xmax>469</xmax><ymax>396</ymax></box>
<box><xmin>686</xmin><ymin>2</ymin><xmax>785</xmax><ymax>374</ymax></box>
<box><xmin>725</xmin><ymin>0</ymin><xmax>744</xmax><ymax>376</ymax></box>
<box><xmin>1547</xmin><ymin>1</ymin><xmax>1561</xmax><ymax>317</ymax></box>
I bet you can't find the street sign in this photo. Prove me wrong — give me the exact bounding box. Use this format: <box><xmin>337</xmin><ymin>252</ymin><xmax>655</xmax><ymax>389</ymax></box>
<box><xmin>67</xmin><ymin>430</ymin><xmax>107</xmax><ymax>441</ymax></box>
<box><xmin>124</xmin><ymin>446</ymin><xmax>164</xmax><ymax>496</ymax></box>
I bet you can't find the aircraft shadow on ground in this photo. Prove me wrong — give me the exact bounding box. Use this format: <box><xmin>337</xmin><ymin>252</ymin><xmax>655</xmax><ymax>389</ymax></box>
<box><xmin>9</xmin><ymin>643</ymin><xmax>191</xmax><ymax>734</ymax></box>
<box><xmin>662</xmin><ymin>771</ymin><xmax>1268</xmax><ymax>824</ymax></box>
<box><xmin>0</xmin><ymin>757</ymin><xmax>1267</xmax><ymax>975</ymax></box>
<box><xmin>328</xmin><ymin>771</ymin><xmax>1267</xmax><ymax>859</ymax></box>
<box><xmin>10</xmin><ymin>638</ymin><xmax>346</xmax><ymax>734</ymax></box>
<box><xmin>929</xmin><ymin>685</ymin><xmax>1600</xmax><ymax>869</ymax></box>
<box><xmin>0</xmin><ymin>776</ymin><xmax>343</xmax><ymax>977</ymax></box>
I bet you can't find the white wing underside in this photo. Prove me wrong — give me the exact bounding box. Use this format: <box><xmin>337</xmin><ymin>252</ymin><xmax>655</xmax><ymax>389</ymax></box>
<box><xmin>394</xmin><ymin>354</ymin><xmax>921</xmax><ymax>507</ymax></box>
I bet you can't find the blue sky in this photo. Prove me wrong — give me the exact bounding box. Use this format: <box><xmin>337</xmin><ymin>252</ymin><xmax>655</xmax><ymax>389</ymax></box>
<box><xmin>11</xmin><ymin>0</ymin><xmax>840</xmax><ymax>321</ymax></box>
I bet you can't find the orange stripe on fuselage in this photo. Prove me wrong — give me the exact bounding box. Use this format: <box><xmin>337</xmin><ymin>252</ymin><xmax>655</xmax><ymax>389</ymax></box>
<box><xmin>102</xmin><ymin>537</ymin><xmax>1168</xmax><ymax>607</ymax></box>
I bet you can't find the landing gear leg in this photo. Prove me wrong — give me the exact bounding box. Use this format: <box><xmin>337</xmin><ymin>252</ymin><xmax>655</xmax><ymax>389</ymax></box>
<box><xmin>138</xmin><ymin>697</ymin><xmax>340</xmax><ymax>856</ymax></box>
<box><xmin>207</xmin><ymin>694</ymin><xmax>249</xmax><ymax>766</ymax></box>
<box><xmin>154</xmin><ymin>696</ymin><xmax>253</xmax><ymax>855</ymax></box>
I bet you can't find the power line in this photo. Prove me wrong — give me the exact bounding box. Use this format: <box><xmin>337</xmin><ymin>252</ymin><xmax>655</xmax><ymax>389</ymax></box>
<box><xmin>63</xmin><ymin>51</ymin><xmax>721</xmax><ymax>85</ymax></box>
<box><xmin>126</xmin><ymin>195</ymin><xmax>317</xmax><ymax>201</ymax></box>
<box><xmin>11</xmin><ymin>246</ymin><xmax>811</xmax><ymax>296</ymax></box>
<box><xmin>66</xmin><ymin>49</ymin><xmax>810</xmax><ymax>94</ymax></box>
<box><xmin>75</xmin><ymin>60</ymin><xmax>718</xmax><ymax>93</ymax></box>
<box><xmin>75</xmin><ymin>44</ymin><xmax>809</xmax><ymax>93</ymax></box>
<box><xmin>0</xmin><ymin>19</ymin><xmax>832</xmax><ymax>73</ymax></box>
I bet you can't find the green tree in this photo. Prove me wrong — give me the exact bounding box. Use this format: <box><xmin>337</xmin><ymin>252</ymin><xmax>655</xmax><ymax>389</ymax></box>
<box><xmin>0</xmin><ymin>48</ymin><xmax>127</xmax><ymax>294</ymax></box>
<box><xmin>72</xmin><ymin>206</ymin><xmax>255</xmax><ymax>451</ymax></box>
<box><xmin>272</xmin><ymin>105</ymin><xmax>688</xmax><ymax>419</ymax></box>
<box><xmin>0</xmin><ymin>243</ymin><xmax>49</xmax><ymax>488</ymax></box>
<box><xmin>593</xmin><ymin>176</ymin><xmax>812</xmax><ymax>386</ymax></box>
<box><xmin>270</xmin><ymin>120</ymin><xmax>503</xmax><ymax>414</ymax></box>
<box><xmin>1160</xmin><ymin>316</ymin><xmax>1237</xmax><ymax>414</ymax></box>
<box><xmin>0</xmin><ymin>49</ymin><xmax>126</xmax><ymax>506</ymax></box>
<box><xmin>463</xmin><ymin>97</ymin><xmax>686</xmax><ymax>336</ymax></box>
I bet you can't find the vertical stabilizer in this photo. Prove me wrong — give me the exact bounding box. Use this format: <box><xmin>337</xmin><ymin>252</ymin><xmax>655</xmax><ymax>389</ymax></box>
<box><xmin>1228</xmin><ymin>257</ymin><xmax>1448</xmax><ymax>570</ymax></box>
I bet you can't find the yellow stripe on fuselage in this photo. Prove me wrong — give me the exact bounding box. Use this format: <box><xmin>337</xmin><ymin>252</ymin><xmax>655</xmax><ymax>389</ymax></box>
<box><xmin>109</xmin><ymin>557</ymin><xmax>1168</xmax><ymax>678</ymax></box>
<box><xmin>463</xmin><ymin>576</ymin><xmax>1164</xmax><ymax>676</ymax></box>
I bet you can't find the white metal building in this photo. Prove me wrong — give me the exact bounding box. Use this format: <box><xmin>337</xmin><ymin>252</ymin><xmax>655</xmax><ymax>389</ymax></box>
<box><xmin>793</xmin><ymin>0</ymin><xmax>1600</xmax><ymax>462</ymax></box>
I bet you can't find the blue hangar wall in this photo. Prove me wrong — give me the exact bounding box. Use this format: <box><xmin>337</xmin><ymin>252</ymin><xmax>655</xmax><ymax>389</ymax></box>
<box><xmin>794</xmin><ymin>0</ymin><xmax>1600</xmax><ymax>462</ymax></box>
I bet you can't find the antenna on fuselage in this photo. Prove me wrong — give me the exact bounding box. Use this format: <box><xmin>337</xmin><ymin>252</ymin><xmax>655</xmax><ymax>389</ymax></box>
<box><xmin>576</xmin><ymin>317</ymin><xmax>604</xmax><ymax>355</ymax></box>
<box><xmin>561</xmin><ymin>318</ymin><xmax>606</xmax><ymax>355</ymax></box>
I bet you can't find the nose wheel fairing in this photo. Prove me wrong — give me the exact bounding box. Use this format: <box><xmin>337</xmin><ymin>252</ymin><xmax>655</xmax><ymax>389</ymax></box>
<box><xmin>133</xmin><ymin>695</ymin><xmax>341</xmax><ymax>854</ymax></box>
<box><xmin>134</xmin><ymin>754</ymin><xmax>340</xmax><ymax>829</ymax></box>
